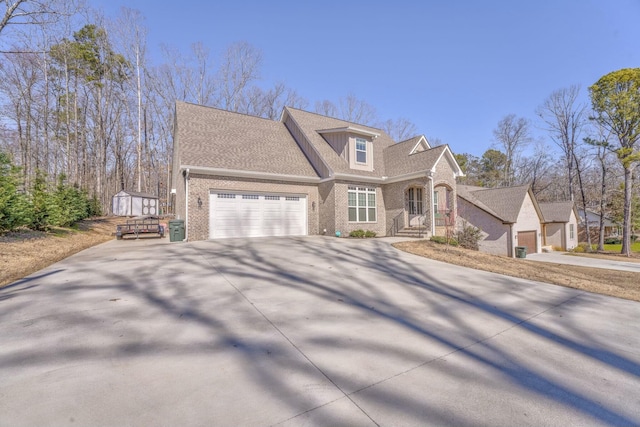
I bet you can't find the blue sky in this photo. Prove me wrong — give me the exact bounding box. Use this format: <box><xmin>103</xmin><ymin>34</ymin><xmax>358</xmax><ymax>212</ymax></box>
<box><xmin>90</xmin><ymin>0</ymin><xmax>640</xmax><ymax>156</ymax></box>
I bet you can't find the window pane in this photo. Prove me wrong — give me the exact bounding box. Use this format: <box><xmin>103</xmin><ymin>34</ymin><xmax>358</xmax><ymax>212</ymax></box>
<box><xmin>369</xmin><ymin>208</ymin><xmax>376</xmax><ymax>222</ymax></box>
<box><xmin>356</xmin><ymin>139</ymin><xmax>367</xmax><ymax>163</ymax></box>
<box><xmin>358</xmin><ymin>193</ymin><xmax>366</xmax><ymax>206</ymax></box>
<box><xmin>359</xmin><ymin>208</ymin><xmax>366</xmax><ymax>221</ymax></box>
<box><xmin>349</xmin><ymin>207</ymin><xmax>357</xmax><ymax>221</ymax></box>
<box><xmin>348</xmin><ymin>192</ymin><xmax>356</xmax><ymax>207</ymax></box>
<box><xmin>368</xmin><ymin>193</ymin><xmax>375</xmax><ymax>207</ymax></box>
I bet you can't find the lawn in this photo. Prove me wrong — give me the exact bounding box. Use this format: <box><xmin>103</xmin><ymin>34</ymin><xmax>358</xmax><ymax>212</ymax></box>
<box><xmin>603</xmin><ymin>241</ymin><xmax>640</xmax><ymax>253</ymax></box>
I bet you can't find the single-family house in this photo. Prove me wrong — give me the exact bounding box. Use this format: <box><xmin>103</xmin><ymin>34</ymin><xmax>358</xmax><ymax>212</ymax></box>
<box><xmin>539</xmin><ymin>201</ymin><xmax>579</xmax><ymax>251</ymax></box>
<box><xmin>171</xmin><ymin>102</ymin><xmax>464</xmax><ymax>241</ymax></box>
<box><xmin>456</xmin><ymin>184</ymin><xmax>543</xmax><ymax>257</ymax></box>
<box><xmin>577</xmin><ymin>208</ymin><xmax>621</xmax><ymax>241</ymax></box>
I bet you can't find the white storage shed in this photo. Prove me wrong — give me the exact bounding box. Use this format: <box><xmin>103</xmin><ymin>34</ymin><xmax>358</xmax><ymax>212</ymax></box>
<box><xmin>112</xmin><ymin>190</ymin><xmax>159</xmax><ymax>216</ymax></box>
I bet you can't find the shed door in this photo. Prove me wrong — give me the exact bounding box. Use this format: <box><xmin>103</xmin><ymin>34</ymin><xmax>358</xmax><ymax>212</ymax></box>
<box><xmin>517</xmin><ymin>231</ymin><xmax>537</xmax><ymax>254</ymax></box>
<box><xmin>209</xmin><ymin>192</ymin><xmax>307</xmax><ymax>239</ymax></box>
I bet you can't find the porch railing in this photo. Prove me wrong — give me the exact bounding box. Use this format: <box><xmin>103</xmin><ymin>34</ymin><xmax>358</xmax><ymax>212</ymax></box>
<box><xmin>390</xmin><ymin>211</ymin><xmax>404</xmax><ymax>236</ymax></box>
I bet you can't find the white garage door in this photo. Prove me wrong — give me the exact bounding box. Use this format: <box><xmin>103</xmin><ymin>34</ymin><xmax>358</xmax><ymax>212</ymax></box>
<box><xmin>209</xmin><ymin>192</ymin><xmax>307</xmax><ymax>239</ymax></box>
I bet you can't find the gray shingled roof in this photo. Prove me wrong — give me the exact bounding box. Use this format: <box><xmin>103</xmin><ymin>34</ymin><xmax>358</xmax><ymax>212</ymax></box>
<box><xmin>384</xmin><ymin>143</ymin><xmax>447</xmax><ymax>177</ymax></box>
<box><xmin>539</xmin><ymin>201</ymin><xmax>575</xmax><ymax>223</ymax></box>
<box><xmin>397</xmin><ymin>135</ymin><xmax>423</xmax><ymax>146</ymax></box>
<box><xmin>175</xmin><ymin>102</ymin><xmax>318</xmax><ymax>177</ymax></box>
<box><xmin>457</xmin><ymin>185</ymin><xmax>531</xmax><ymax>223</ymax></box>
<box><xmin>284</xmin><ymin>108</ymin><xmax>395</xmax><ymax>177</ymax></box>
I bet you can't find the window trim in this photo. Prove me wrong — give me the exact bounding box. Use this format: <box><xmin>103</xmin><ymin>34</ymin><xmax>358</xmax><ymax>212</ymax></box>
<box><xmin>355</xmin><ymin>138</ymin><xmax>367</xmax><ymax>164</ymax></box>
<box><xmin>348</xmin><ymin>186</ymin><xmax>377</xmax><ymax>223</ymax></box>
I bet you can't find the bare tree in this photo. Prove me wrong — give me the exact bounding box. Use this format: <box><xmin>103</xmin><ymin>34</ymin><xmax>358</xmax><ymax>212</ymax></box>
<box><xmin>240</xmin><ymin>82</ymin><xmax>308</xmax><ymax>120</ymax></box>
<box><xmin>313</xmin><ymin>94</ymin><xmax>378</xmax><ymax>125</ymax></box>
<box><xmin>314</xmin><ymin>99</ymin><xmax>337</xmax><ymax>117</ymax></box>
<box><xmin>190</xmin><ymin>42</ymin><xmax>216</xmax><ymax>105</ymax></box>
<box><xmin>112</xmin><ymin>7</ymin><xmax>147</xmax><ymax>192</ymax></box>
<box><xmin>515</xmin><ymin>140</ymin><xmax>554</xmax><ymax>197</ymax></box>
<box><xmin>217</xmin><ymin>41</ymin><xmax>262</xmax><ymax>112</ymax></box>
<box><xmin>492</xmin><ymin>114</ymin><xmax>531</xmax><ymax>186</ymax></box>
<box><xmin>0</xmin><ymin>0</ymin><xmax>76</xmax><ymax>47</ymax></box>
<box><xmin>338</xmin><ymin>93</ymin><xmax>377</xmax><ymax>125</ymax></box>
<box><xmin>380</xmin><ymin>117</ymin><xmax>417</xmax><ymax>141</ymax></box>
<box><xmin>537</xmin><ymin>85</ymin><xmax>587</xmax><ymax>202</ymax></box>
<box><xmin>585</xmin><ymin>123</ymin><xmax>616</xmax><ymax>251</ymax></box>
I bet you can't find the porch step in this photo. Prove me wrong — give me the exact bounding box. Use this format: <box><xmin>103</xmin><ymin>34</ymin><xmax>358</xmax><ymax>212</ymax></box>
<box><xmin>393</xmin><ymin>227</ymin><xmax>430</xmax><ymax>239</ymax></box>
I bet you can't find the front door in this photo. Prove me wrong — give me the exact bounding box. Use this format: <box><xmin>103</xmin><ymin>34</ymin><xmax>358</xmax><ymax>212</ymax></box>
<box><xmin>407</xmin><ymin>187</ymin><xmax>424</xmax><ymax>227</ymax></box>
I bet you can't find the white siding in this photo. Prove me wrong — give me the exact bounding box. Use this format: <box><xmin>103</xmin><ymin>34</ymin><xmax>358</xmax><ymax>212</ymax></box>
<box><xmin>513</xmin><ymin>193</ymin><xmax>542</xmax><ymax>255</ymax></box>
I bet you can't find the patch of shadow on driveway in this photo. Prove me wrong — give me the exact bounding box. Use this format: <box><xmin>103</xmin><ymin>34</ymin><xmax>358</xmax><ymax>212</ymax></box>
<box><xmin>1</xmin><ymin>237</ymin><xmax>639</xmax><ymax>426</ymax></box>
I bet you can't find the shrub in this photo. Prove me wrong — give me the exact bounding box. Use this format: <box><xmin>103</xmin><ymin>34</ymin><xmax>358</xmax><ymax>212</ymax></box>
<box><xmin>430</xmin><ymin>235</ymin><xmax>459</xmax><ymax>246</ymax></box>
<box><xmin>30</xmin><ymin>170</ymin><xmax>56</xmax><ymax>231</ymax></box>
<box><xmin>604</xmin><ymin>237</ymin><xmax>621</xmax><ymax>245</ymax></box>
<box><xmin>456</xmin><ymin>225</ymin><xmax>482</xmax><ymax>250</ymax></box>
<box><xmin>349</xmin><ymin>229</ymin><xmax>376</xmax><ymax>238</ymax></box>
<box><xmin>571</xmin><ymin>242</ymin><xmax>593</xmax><ymax>253</ymax></box>
<box><xmin>349</xmin><ymin>229</ymin><xmax>365</xmax><ymax>238</ymax></box>
<box><xmin>0</xmin><ymin>152</ymin><xmax>32</xmax><ymax>233</ymax></box>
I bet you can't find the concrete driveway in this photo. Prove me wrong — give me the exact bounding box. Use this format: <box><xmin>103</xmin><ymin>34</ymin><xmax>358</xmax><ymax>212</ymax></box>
<box><xmin>1</xmin><ymin>237</ymin><xmax>640</xmax><ymax>427</ymax></box>
<box><xmin>526</xmin><ymin>251</ymin><xmax>640</xmax><ymax>272</ymax></box>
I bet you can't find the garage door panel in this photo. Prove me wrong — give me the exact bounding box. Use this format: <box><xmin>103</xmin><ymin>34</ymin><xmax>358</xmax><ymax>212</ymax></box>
<box><xmin>517</xmin><ymin>231</ymin><xmax>537</xmax><ymax>254</ymax></box>
<box><xmin>210</xmin><ymin>192</ymin><xmax>306</xmax><ymax>239</ymax></box>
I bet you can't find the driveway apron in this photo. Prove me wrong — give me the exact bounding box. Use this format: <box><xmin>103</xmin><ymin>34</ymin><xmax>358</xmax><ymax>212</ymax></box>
<box><xmin>1</xmin><ymin>236</ymin><xmax>639</xmax><ymax>426</ymax></box>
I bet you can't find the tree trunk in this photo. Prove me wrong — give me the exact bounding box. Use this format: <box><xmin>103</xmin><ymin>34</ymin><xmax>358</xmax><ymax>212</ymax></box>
<box><xmin>621</xmin><ymin>166</ymin><xmax>632</xmax><ymax>256</ymax></box>
<box><xmin>597</xmin><ymin>149</ymin><xmax>607</xmax><ymax>251</ymax></box>
<box><xmin>573</xmin><ymin>151</ymin><xmax>591</xmax><ymax>249</ymax></box>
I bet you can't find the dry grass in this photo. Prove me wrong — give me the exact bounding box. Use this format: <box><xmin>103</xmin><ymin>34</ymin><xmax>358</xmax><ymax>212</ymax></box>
<box><xmin>0</xmin><ymin>217</ymin><xmax>121</xmax><ymax>288</ymax></box>
<box><xmin>393</xmin><ymin>240</ymin><xmax>640</xmax><ymax>302</ymax></box>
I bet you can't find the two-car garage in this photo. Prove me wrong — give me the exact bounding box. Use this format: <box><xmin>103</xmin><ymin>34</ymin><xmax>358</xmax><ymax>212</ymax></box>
<box><xmin>209</xmin><ymin>191</ymin><xmax>307</xmax><ymax>239</ymax></box>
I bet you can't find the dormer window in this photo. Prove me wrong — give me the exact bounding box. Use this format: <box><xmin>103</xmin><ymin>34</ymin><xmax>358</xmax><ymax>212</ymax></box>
<box><xmin>356</xmin><ymin>138</ymin><xmax>367</xmax><ymax>164</ymax></box>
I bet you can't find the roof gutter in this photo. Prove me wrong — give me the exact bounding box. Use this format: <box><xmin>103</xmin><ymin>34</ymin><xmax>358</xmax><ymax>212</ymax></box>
<box><xmin>181</xmin><ymin>165</ymin><xmax>321</xmax><ymax>184</ymax></box>
<box><xmin>182</xmin><ymin>166</ymin><xmax>438</xmax><ymax>186</ymax></box>
<box><xmin>320</xmin><ymin>170</ymin><xmax>433</xmax><ymax>185</ymax></box>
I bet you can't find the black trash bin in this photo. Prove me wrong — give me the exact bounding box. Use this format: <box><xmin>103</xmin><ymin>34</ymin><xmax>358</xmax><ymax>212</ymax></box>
<box><xmin>169</xmin><ymin>219</ymin><xmax>185</xmax><ymax>242</ymax></box>
<box><xmin>515</xmin><ymin>246</ymin><xmax>527</xmax><ymax>258</ymax></box>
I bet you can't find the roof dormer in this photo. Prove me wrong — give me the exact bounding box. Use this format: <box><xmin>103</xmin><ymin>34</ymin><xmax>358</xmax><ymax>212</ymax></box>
<box><xmin>317</xmin><ymin>126</ymin><xmax>379</xmax><ymax>172</ymax></box>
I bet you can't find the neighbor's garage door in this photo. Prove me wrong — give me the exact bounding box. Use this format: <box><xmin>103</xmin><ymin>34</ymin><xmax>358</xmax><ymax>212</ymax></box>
<box><xmin>209</xmin><ymin>192</ymin><xmax>307</xmax><ymax>239</ymax></box>
<box><xmin>517</xmin><ymin>230</ymin><xmax>537</xmax><ymax>254</ymax></box>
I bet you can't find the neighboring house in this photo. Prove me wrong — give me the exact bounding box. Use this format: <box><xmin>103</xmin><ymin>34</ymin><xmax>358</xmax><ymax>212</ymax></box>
<box><xmin>112</xmin><ymin>190</ymin><xmax>159</xmax><ymax>216</ymax></box>
<box><xmin>577</xmin><ymin>208</ymin><xmax>621</xmax><ymax>241</ymax></box>
<box><xmin>457</xmin><ymin>185</ymin><xmax>543</xmax><ymax>257</ymax></box>
<box><xmin>171</xmin><ymin>102</ymin><xmax>464</xmax><ymax>241</ymax></box>
<box><xmin>539</xmin><ymin>202</ymin><xmax>579</xmax><ymax>251</ymax></box>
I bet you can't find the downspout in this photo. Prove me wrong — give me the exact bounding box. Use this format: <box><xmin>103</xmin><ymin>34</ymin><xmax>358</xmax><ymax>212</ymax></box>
<box><xmin>508</xmin><ymin>224</ymin><xmax>514</xmax><ymax>257</ymax></box>
<box><xmin>428</xmin><ymin>174</ymin><xmax>435</xmax><ymax>236</ymax></box>
<box><xmin>184</xmin><ymin>168</ymin><xmax>189</xmax><ymax>241</ymax></box>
